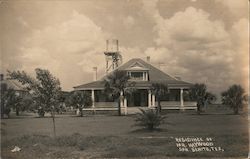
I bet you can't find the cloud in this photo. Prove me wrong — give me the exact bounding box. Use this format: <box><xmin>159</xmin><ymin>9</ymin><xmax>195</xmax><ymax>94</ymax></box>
<box><xmin>120</xmin><ymin>46</ymin><xmax>144</xmax><ymax>62</ymax></box>
<box><xmin>17</xmin><ymin>17</ymin><xmax>29</xmax><ymax>28</ymax></box>
<box><xmin>154</xmin><ymin>7</ymin><xmax>229</xmax><ymax>47</ymax></box>
<box><xmin>141</xmin><ymin>0</ymin><xmax>161</xmax><ymax>20</ymax></box>
<box><xmin>18</xmin><ymin>10</ymin><xmax>107</xmax><ymax>90</ymax></box>
<box><xmin>215</xmin><ymin>0</ymin><xmax>248</xmax><ymax>18</ymax></box>
<box><xmin>3</xmin><ymin>1</ymin><xmax>248</xmax><ymax>96</ymax></box>
<box><xmin>123</xmin><ymin>15</ymin><xmax>135</xmax><ymax>28</ymax></box>
<box><xmin>141</xmin><ymin>4</ymin><xmax>248</xmax><ymax>95</ymax></box>
<box><xmin>229</xmin><ymin>18</ymin><xmax>249</xmax><ymax>88</ymax></box>
<box><xmin>144</xmin><ymin>47</ymin><xmax>172</xmax><ymax>63</ymax></box>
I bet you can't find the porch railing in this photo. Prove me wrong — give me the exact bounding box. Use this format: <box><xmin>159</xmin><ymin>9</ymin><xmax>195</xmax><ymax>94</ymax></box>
<box><xmin>82</xmin><ymin>101</ymin><xmax>197</xmax><ymax>111</ymax></box>
<box><xmin>94</xmin><ymin>102</ymin><xmax>116</xmax><ymax>108</ymax></box>
<box><xmin>161</xmin><ymin>101</ymin><xmax>197</xmax><ymax>110</ymax></box>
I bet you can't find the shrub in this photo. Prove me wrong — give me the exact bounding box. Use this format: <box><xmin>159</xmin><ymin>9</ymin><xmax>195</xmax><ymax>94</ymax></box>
<box><xmin>134</xmin><ymin>108</ymin><xmax>165</xmax><ymax>130</ymax></box>
<box><xmin>66</xmin><ymin>91</ymin><xmax>92</xmax><ymax>117</ymax></box>
<box><xmin>38</xmin><ymin>107</ymin><xmax>45</xmax><ymax>117</ymax></box>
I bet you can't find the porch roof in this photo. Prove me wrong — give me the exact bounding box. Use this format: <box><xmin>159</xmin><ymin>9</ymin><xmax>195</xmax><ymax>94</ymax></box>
<box><xmin>74</xmin><ymin>80</ymin><xmax>192</xmax><ymax>90</ymax></box>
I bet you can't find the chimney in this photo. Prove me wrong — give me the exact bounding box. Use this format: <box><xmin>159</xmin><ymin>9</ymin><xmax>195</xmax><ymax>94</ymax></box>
<box><xmin>93</xmin><ymin>67</ymin><xmax>97</xmax><ymax>81</ymax></box>
<box><xmin>146</xmin><ymin>56</ymin><xmax>150</xmax><ymax>63</ymax></box>
<box><xmin>0</xmin><ymin>74</ymin><xmax>3</xmax><ymax>81</ymax></box>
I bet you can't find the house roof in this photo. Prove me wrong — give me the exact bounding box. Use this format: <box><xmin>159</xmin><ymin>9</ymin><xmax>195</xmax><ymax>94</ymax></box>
<box><xmin>74</xmin><ymin>80</ymin><xmax>153</xmax><ymax>90</ymax></box>
<box><xmin>1</xmin><ymin>79</ymin><xmax>26</xmax><ymax>91</ymax></box>
<box><xmin>74</xmin><ymin>58</ymin><xmax>193</xmax><ymax>90</ymax></box>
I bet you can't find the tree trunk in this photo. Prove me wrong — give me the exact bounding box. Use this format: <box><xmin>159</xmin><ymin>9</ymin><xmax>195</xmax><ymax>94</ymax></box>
<box><xmin>51</xmin><ymin>109</ymin><xmax>56</xmax><ymax>138</ymax></box>
<box><xmin>1</xmin><ymin>104</ymin><xmax>4</xmax><ymax>119</ymax></box>
<box><xmin>80</xmin><ymin>106</ymin><xmax>83</xmax><ymax>117</ymax></box>
<box><xmin>5</xmin><ymin>108</ymin><xmax>11</xmax><ymax>118</ymax></box>
<box><xmin>118</xmin><ymin>98</ymin><xmax>121</xmax><ymax>116</ymax></box>
<box><xmin>16</xmin><ymin>107</ymin><xmax>19</xmax><ymax>116</ymax></box>
<box><xmin>41</xmin><ymin>112</ymin><xmax>45</xmax><ymax>117</ymax></box>
<box><xmin>157</xmin><ymin>96</ymin><xmax>161</xmax><ymax>114</ymax></box>
<box><xmin>197</xmin><ymin>104</ymin><xmax>201</xmax><ymax>114</ymax></box>
<box><xmin>234</xmin><ymin>107</ymin><xmax>239</xmax><ymax>114</ymax></box>
<box><xmin>148</xmin><ymin>124</ymin><xmax>154</xmax><ymax>131</ymax></box>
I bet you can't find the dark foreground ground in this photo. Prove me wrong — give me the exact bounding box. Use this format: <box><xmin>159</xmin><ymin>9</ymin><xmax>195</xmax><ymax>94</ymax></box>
<box><xmin>1</xmin><ymin>105</ymin><xmax>249</xmax><ymax>159</ymax></box>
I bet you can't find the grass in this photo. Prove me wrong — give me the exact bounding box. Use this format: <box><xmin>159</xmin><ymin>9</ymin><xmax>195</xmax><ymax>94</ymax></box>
<box><xmin>1</xmin><ymin>133</ymin><xmax>248</xmax><ymax>158</ymax></box>
<box><xmin>1</xmin><ymin>105</ymin><xmax>249</xmax><ymax>158</ymax></box>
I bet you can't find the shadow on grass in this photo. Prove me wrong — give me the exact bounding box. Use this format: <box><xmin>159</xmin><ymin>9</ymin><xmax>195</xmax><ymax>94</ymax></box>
<box><xmin>2</xmin><ymin>113</ymin><xmax>135</xmax><ymax>120</ymax></box>
<box><xmin>130</xmin><ymin>128</ymin><xmax>168</xmax><ymax>134</ymax></box>
<box><xmin>188</xmin><ymin>113</ymin><xmax>245</xmax><ymax>116</ymax></box>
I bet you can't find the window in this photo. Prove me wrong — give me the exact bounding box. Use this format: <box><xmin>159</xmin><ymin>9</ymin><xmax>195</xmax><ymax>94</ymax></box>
<box><xmin>131</xmin><ymin>72</ymin><xmax>143</xmax><ymax>80</ymax></box>
<box><xmin>128</xmin><ymin>71</ymin><xmax>148</xmax><ymax>81</ymax></box>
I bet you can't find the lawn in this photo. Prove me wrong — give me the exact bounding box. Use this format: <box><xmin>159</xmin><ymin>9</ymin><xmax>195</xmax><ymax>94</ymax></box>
<box><xmin>1</xmin><ymin>106</ymin><xmax>249</xmax><ymax>159</ymax></box>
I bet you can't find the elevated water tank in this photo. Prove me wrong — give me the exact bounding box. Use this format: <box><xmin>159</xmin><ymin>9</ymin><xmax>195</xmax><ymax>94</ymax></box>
<box><xmin>106</xmin><ymin>39</ymin><xmax>119</xmax><ymax>52</ymax></box>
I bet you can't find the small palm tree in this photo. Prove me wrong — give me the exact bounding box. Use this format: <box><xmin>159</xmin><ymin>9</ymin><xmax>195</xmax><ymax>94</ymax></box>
<box><xmin>150</xmin><ymin>83</ymin><xmax>169</xmax><ymax>114</ymax></box>
<box><xmin>221</xmin><ymin>84</ymin><xmax>247</xmax><ymax>114</ymax></box>
<box><xmin>134</xmin><ymin>108</ymin><xmax>165</xmax><ymax>130</ymax></box>
<box><xmin>104</xmin><ymin>70</ymin><xmax>135</xmax><ymax>116</ymax></box>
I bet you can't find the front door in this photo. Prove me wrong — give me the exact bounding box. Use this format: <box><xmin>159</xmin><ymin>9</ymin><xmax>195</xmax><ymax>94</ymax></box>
<box><xmin>134</xmin><ymin>92</ymin><xmax>141</xmax><ymax>106</ymax></box>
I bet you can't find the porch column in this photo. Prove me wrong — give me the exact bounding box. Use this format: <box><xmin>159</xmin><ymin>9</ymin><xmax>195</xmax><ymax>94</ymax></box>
<box><xmin>91</xmin><ymin>89</ymin><xmax>95</xmax><ymax>108</ymax></box>
<box><xmin>120</xmin><ymin>91</ymin><xmax>124</xmax><ymax>107</ymax></box>
<box><xmin>152</xmin><ymin>94</ymin><xmax>156</xmax><ymax>107</ymax></box>
<box><xmin>180</xmin><ymin>88</ymin><xmax>184</xmax><ymax>110</ymax></box>
<box><xmin>148</xmin><ymin>90</ymin><xmax>152</xmax><ymax>108</ymax></box>
<box><xmin>124</xmin><ymin>97</ymin><xmax>127</xmax><ymax>115</ymax></box>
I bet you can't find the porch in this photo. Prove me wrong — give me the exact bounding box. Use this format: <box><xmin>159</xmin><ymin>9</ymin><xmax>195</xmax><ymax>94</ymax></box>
<box><xmin>82</xmin><ymin>88</ymin><xmax>197</xmax><ymax>114</ymax></box>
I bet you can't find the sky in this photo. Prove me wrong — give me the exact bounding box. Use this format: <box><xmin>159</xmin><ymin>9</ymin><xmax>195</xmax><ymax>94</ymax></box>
<box><xmin>0</xmin><ymin>0</ymin><xmax>249</xmax><ymax>96</ymax></box>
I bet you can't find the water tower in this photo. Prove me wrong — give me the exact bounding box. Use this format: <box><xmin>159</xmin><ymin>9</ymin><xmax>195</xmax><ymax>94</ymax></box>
<box><xmin>104</xmin><ymin>39</ymin><xmax>123</xmax><ymax>73</ymax></box>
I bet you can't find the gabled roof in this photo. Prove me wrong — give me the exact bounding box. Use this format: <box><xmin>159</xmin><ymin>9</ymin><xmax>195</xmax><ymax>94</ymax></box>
<box><xmin>74</xmin><ymin>58</ymin><xmax>192</xmax><ymax>90</ymax></box>
<box><xmin>116</xmin><ymin>58</ymin><xmax>178</xmax><ymax>81</ymax></box>
<box><xmin>124</xmin><ymin>61</ymin><xmax>149</xmax><ymax>71</ymax></box>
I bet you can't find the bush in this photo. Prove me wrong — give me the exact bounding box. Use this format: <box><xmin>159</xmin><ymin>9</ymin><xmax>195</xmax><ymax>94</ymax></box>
<box><xmin>134</xmin><ymin>108</ymin><xmax>165</xmax><ymax>130</ymax></box>
<box><xmin>38</xmin><ymin>107</ymin><xmax>45</xmax><ymax>117</ymax></box>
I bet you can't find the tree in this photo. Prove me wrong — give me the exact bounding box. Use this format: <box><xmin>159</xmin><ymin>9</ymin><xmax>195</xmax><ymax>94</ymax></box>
<box><xmin>20</xmin><ymin>95</ymin><xmax>36</xmax><ymax>113</ymax></box>
<box><xmin>188</xmin><ymin>83</ymin><xmax>215</xmax><ymax>114</ymax></box>
<box><xmin>221</xmin><ymin>84</ymin><xmax>247</xmax><ymax>114</ymax></box>
<box><xmin>67</xmin><ymin>91</ymin><xmax>92</xmax><ymax>117</ymax></box>
<box><xmin>150</xmin><ymin>83</ymin><xmax>169</xmax><ymax>114</ymax></box>
<box><xmin>0</xmin><ymin>88</ymin><xmax>21</xmax><ymax>118</ymax></box>
<box><xmin>134</xmin><ymin>108</ymin><xmax>165</xmax><ymax>131</ymax></box>
<box><xmin>104</xmin><ymin>70</ymin><xmax>134</xmax><ymax>116</ymax></box>
<box><xmin>8</xmin><ymin>68</ymin><xmax>61</xmax><ymax>137</ymax></box>
<box><xmin>1</xmin><ymin>82</ymin><xmax>8</xmax><ymax>118</ymax></box>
